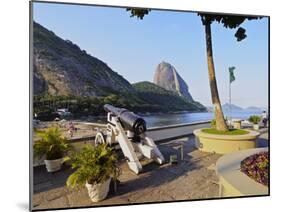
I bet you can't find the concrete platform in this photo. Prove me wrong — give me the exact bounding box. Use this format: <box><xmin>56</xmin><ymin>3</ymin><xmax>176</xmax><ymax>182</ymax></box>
<box><xmin>32</xmin><ymin>131</ymin><xmax>269</xmax><ymax>210</ymax></box>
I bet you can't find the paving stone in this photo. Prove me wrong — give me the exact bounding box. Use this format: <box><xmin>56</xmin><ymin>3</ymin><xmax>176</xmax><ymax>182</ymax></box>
<box><xmin>34</xmin><ymin>196</ymin><xmax>69</xmax><ymax>210</ymax></box>
<box><xmin>34</xmin><ymin>182</ymin><xmax>53</xmax><ymax>192</ymax></box>
<box><xmin>32</xmin><ymin>193</ymin><xmax>43</xmax><ymax>207</ymax></box>
<box><xmin>32</xmin><ymin>133</ymin><xmax>268</xmax><ymax>209</ymax></box>
<box><xmin>45</xmin><ymin>189</ymin><xmax>64</xmax><ymax>201</ymax></box>
<box><xmin>66</xmin><ymin>188</ymin><xmax>92</xmax><ymax>207</ymax></box>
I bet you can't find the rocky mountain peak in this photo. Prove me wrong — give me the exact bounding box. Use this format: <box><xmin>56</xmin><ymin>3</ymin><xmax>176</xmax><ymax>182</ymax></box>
<box><xmin>153</xmin><ymin>61</ymin><xmax>193</xmax><ymax>101</ymax></box>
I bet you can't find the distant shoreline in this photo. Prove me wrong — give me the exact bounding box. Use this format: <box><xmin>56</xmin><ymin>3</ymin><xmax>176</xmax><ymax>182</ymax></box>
<box><xmin>69</xmin><ymin>110</ymin><xmax>208</xmax><ymax>122</ymax></box>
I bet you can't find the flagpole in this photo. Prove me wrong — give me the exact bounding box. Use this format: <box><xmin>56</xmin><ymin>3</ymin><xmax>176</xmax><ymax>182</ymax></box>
<box><xmin>229</xmin><ymin>76</ymin><xmax>232</xmax><ymax>128</ymax></box>
<box><xmin>228</xmin><ymin>66</ymin><xmax>235</xmax><ymax>128</ymax></box>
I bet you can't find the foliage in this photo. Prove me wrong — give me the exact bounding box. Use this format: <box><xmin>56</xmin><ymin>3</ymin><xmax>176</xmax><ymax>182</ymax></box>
<box><xmin>126</xmin><ymin>8</ymin><xmax>261</xmax><ymax>41</ymax></box>
<box><xmin>240</xmin><ymin>151</ymin><xmax>269</xmax><ymax>186</ymax></box>
<box><xmin>34</xmin><ymin>127</ymin><xmax>72</xmax><ymax>160</ymax></box>
<box><xmin>202</xmin><ymin>128</ymin><xmax>249</xmax><ymax>135</ymax></box>
<box><xmin>198</xmin><ymin>13</ymin><xmax>262</xmax><ymax>41</ymax></box>
<box><xmin>248</xmin><ymin>115</ymin><xmax>261</xmax><ymax>124</ymax></box>
<box><xmin>126</xmin><ymin>9</ymin><xmax>262</xmax><ymax>42</ymax></box>
<box><xmin>126</xmin><ymin>8</ymin><xmax>151</xmax><ymax>19</ymax></box>
<box><xmin>33</xmin><ymin>83</ymin><xmax>206</xmax><ymax>119</ymax></box>
<box><xmin>66</xmin><ymin>144</ymin><xmax>121</xmax><ymax>188</ymax></box>
<box><xmin>211</xmin><ymin>119</ymin><xmax>216</xmax><ymax>129</ymax></box>
<box><xmin>133</xmin><ymin>81</ymin><xmax>206</xmax><ymax>112</ymax></box>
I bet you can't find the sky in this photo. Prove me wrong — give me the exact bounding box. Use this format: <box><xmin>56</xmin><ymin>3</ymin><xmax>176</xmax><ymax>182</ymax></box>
<box><xmin>33</xmin><ymin>2</ymin><xmax>269</xmax><ymax>108</ymax></box>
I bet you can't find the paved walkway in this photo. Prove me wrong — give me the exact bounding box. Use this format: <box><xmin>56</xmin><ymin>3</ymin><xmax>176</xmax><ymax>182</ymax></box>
<box><xmin>33</xmin><ymin>130</ymin><xmax>269</xmax><ymax>210</ymax></box>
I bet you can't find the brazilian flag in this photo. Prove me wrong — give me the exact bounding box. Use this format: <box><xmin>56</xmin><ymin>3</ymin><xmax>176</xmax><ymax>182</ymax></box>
<box><xmin>229</xmin><ymin>66</ymin><xmax>236</xmax><ymax>83</ymax></box>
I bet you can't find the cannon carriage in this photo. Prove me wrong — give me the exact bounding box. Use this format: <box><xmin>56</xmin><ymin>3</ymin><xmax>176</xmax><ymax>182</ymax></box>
<box><xmin>95</xmin><ymin>104</ymin><xmax>165</xmax><ymax>174</ymax></box>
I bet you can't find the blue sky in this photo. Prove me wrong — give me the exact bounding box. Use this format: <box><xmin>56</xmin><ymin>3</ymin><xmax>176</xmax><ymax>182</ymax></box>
<box><xmin>33</xmin><ymin>2</ymin><xmax>269</xmax><ymax>108</ymax></box>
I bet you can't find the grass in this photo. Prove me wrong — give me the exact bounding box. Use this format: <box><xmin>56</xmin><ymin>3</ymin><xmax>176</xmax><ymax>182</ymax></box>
<box><xmin>202</xmin><ymin>128</ymin><xmax>249</xmax><ymax>135</ymax></box>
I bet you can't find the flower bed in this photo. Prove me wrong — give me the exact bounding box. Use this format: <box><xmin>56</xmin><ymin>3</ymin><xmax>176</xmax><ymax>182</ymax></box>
<box><xmin>240</xmin><ymin>151</ymin><xmax>269</xmax><ymax>186</ymax></box>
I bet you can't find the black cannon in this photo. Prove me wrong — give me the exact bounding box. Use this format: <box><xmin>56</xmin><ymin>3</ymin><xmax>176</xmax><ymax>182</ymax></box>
<box><xmin>104</xmin><ymin>104</ymin><xmax>146</xmax><ymax>135</ymax></box>
<box><xmin>94</xmin><ymin>104</ymin><xmax>164</xmax><ymax>174</ymax></box>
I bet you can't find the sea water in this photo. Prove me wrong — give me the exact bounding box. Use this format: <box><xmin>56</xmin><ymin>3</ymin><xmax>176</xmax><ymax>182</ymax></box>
<box><xmin>143</xmin><ymin>111</ymin><xmax>263</xmax><ymax>127</ymax></box>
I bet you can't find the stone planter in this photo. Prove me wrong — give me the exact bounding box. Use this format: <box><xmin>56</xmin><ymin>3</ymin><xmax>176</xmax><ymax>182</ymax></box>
<box><xmin>44</xmin><ymin>158</ymin><xmax>64</xmax><ymax>172</ymax></box>
<box><xmin>216</xmin><ymin>148</ymin><xmax>268</xmax><ymax>197</ymax></box>
<box><xmin>193</xmin><ymin>129</ymin><xmax>260</xmax><ymax>154</ymax></box>
<box><xmin>85</xmin><ymin>178</ymin><xmax>111</xmax><ymax>202</ymax></box>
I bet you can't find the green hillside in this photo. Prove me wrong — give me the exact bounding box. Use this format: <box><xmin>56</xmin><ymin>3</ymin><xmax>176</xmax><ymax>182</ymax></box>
<box><xmin>34</xmin><ymin>82</ymin><xmax>206</xmax><ymax>119</ymax></box>
<box><xmin>132</xmin><ymin>81</ymin><xmax>206</xmax><ymax>112</ymax></box>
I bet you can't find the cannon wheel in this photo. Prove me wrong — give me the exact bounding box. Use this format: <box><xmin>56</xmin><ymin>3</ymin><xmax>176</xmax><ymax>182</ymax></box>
<box><xmin>95</xmin><ymin>132</ymin><xmax>106</xmax><ymax>146</ymax></box>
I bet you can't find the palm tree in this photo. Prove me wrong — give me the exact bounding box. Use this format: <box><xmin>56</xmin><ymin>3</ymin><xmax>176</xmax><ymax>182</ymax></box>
<box><xmin>201</xmin><ymin>16</ymin><xmax>227</xmax><ymax>131</ymax></box>
<box><xmin>127</xmin><ymin>8</ymin><xmax>262</xmax><ymax>131</ymax></box>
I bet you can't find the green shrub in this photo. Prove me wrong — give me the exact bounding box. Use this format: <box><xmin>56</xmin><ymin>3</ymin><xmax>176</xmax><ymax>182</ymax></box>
<box><xmin>248</xmin><ymin>115</ymin><xmax>261</xmax><ymax>124</ymax></box>
<box><xmin>66</xmin><ymin>144</ymin><xmax>121</xmax><ymax>188</ymax></box>
<box><xmin>34</xmin><ymin>127</ymin><xmax>72</xmax><ymax>160</ymax></box>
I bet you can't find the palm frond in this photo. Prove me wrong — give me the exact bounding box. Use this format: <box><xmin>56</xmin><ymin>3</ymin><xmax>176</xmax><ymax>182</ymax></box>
<box><xmin>66</xmin><ymin>144</ymin><xmax>120</xmax><ymax>188</ymax></box>
<box><xmin>33</xmin><ymin>127</ymin><xmax>72</xmax><ymax>160</ymax></box>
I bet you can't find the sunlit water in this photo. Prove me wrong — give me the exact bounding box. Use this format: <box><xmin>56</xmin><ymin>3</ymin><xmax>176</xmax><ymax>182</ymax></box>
<box><xmin>142</xmin><ymin>111</ymin><xmax>263</xmax><ymax>127</ymax></box>
<box><xmin>85</xmin><ymin>111</ymin><xmax>263</xmax><ymax>128</ymax></box>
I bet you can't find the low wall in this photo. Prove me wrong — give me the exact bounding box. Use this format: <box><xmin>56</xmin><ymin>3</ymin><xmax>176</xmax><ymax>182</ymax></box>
<box><xmin>33</xmin><ymin>121</ymin><xmax>210</xmax><ymax>166</ymax></box>
<box><xmin>147</xmin><ymin>121</ymin><xmax>211</xmax><ymax>142</ymax></box>
<box><xmin>72</xmin><ymin>120</ymin><xmax>211</xmax><ymax>142</ymax></box>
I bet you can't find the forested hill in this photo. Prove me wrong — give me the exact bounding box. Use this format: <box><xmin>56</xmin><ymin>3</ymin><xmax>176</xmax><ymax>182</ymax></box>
<box><xmin>133</xmin><ymin>81</ymin><xmax>206</xmax><ymax>112</ymax></box>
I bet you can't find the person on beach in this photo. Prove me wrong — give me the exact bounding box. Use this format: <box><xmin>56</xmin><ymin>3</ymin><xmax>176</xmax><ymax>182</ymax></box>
<box><xmin>262</xmin><ymin>111</ymin><xmax>268</xmax><ymax>128</ymax></box>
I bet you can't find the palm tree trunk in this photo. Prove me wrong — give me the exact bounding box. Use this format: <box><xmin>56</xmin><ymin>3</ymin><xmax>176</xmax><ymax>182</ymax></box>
<box><xmin>205</xmin><ymin>23</ymin><xmax>228</xmax><ymax>131</ymax></box>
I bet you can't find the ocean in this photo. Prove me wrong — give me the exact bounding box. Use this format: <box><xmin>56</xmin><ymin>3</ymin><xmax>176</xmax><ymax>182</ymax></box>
<box><xmin>142</xmin><ymin>111</ymin><xmax>263</xmax><ymax>127</ymax></box>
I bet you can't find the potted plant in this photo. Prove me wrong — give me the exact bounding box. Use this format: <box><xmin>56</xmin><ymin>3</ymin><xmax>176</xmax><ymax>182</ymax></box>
<box><xmin>66</xmin><ymin>144</ymin><xmax>121</xmax><ymax>202</ymax></box>
<box><xmin>248</xmin><ymin>115</ymin><xmax>261</xmax><ymax>130</ymax></box>
<box><xmin>34</xmin><ymin>127</ymin><xmax>72</xmax><ymax>172</ymax></box>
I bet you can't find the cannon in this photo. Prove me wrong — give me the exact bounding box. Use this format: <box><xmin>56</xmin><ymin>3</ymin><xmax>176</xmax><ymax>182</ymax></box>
<box><xmin>95</xmin><ymin>104</ymin><xmax>165</xmax><ymax>174</ymax></box>
<box><xmin>103</xmin><ymin>104</ymin><xmax>146</xmax><ymax>135</ymax></box>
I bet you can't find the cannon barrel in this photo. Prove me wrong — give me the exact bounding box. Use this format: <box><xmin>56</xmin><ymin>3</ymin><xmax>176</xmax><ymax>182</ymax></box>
<box><xmin>104</xmin><ymin>104</ymin><xmax>146</xmax><ymax>135</ymax></box>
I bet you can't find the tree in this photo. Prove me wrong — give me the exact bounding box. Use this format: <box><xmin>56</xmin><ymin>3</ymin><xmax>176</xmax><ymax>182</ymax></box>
<box><xmin>127</xmin><ymin>8</ymin><xmax>261</xmax><ymax>131</ymax></box>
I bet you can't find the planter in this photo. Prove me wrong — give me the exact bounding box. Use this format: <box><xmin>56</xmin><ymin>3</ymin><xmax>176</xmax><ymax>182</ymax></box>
<box><xmin>85</xmin><ymin>178</ymin><xmax>111</xmax><ymax>202</ymax></box>
<box><xmin>44</xmin><ymin>158</ymin><xmax>64</xmax><ymax>172</ymax></box>
<box><xmin>193</xmin><ymin>129</ymin><xmax>260</xmax><ymax>154</ymax></box>
<box><xmin>253</xmin><ymin>124</ymin><xmax>259</xmax><ymax>131</ymax></box>
<box><xmin>216</xmin><ymin>148</ymin><xmax>268</xmax><ymax>197</ymax></box>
